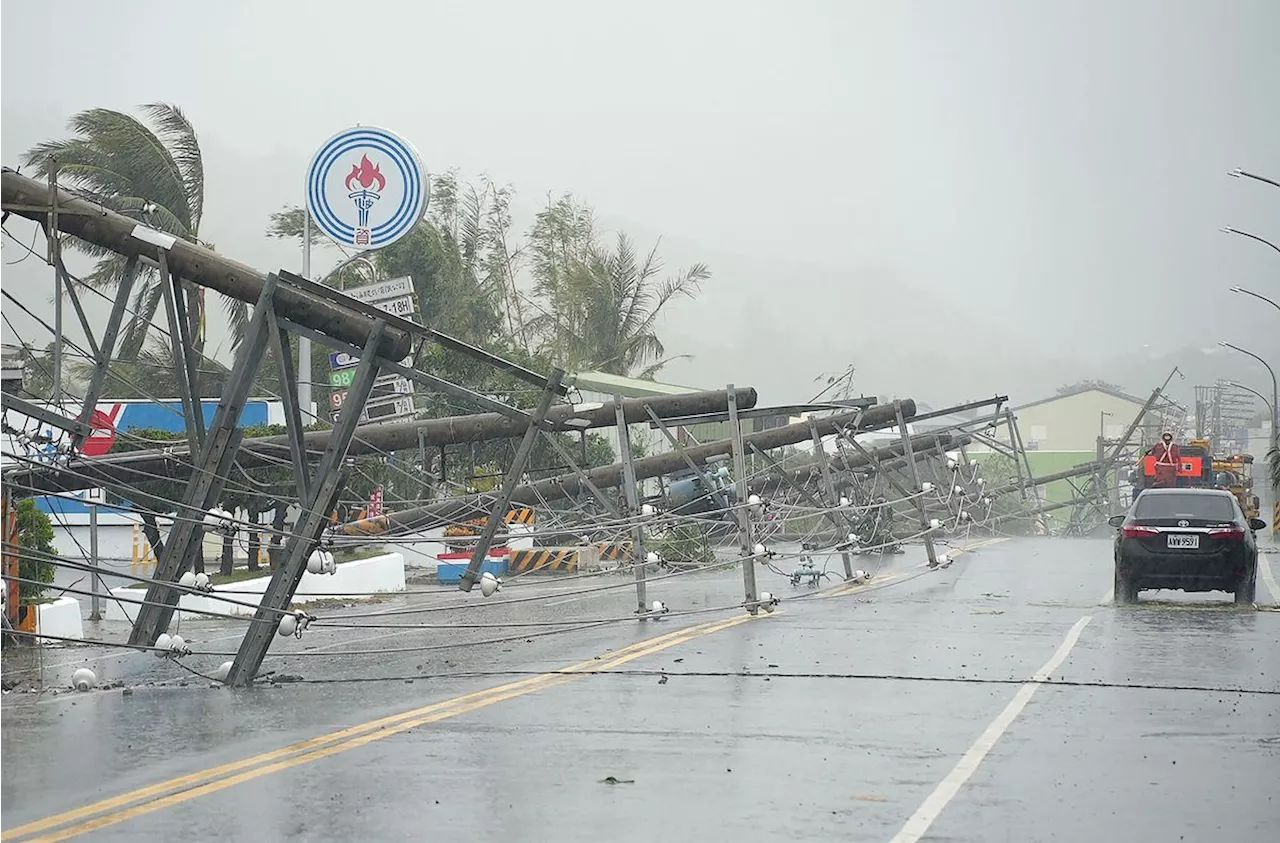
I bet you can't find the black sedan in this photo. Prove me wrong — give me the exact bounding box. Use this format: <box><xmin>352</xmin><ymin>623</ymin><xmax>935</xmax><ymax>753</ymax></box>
<box><xmin>1109</xmin><ymin>488</ymin><xmax>1266</xmax><ymax>605</ymax></box>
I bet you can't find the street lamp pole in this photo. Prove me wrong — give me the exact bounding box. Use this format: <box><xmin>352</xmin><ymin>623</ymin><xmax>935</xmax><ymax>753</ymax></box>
<box><xmin>1219</xmin><ymin>341</ymin><xmax>1278</xmax><ymax>453</ymax></box>
<box><xmin>1229</xmin><ymin>286</ymin><xmax>1280</xmax><ymax>315</ymax></box>
<box><xmin>1228</xmin><ymin>168</ymin><xmax>1280</xmax><ymax>190</ymax></box>
<box><xmin>1222</xmin><ymin>226</ymin><xmax>1280</xmax><ymax>259</ymax></box>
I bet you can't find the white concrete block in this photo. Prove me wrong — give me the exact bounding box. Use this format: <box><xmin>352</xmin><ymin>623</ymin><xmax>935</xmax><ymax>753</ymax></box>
<box><xmin>37</xmin><ymin>597</ymin><xmax>84</xmax><ymax>642</ymax></box>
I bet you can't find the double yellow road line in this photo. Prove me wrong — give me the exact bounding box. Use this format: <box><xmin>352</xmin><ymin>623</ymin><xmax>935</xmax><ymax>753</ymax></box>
<box><xmin>4</xmin><ymin>614</ymin><xmax>756</xmax><ymax>843</ymax></box>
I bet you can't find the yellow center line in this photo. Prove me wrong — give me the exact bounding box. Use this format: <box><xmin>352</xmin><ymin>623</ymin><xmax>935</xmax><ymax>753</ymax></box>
<box><xmin>6</xmin><ymin>614</ymin><xmax>756</xmax><ymax>843</ymax></box>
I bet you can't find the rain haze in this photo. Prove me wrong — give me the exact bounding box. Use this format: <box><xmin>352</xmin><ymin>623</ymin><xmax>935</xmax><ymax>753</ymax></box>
<box><xmin>4</xmin><ymin>5</ymin><xmax>1280</xmax><ymax>841</ymax></box>
<box><xmin>3</xmin><ymin>0</ymin><xmax>1279</xmax><ymax>406</ymax></box>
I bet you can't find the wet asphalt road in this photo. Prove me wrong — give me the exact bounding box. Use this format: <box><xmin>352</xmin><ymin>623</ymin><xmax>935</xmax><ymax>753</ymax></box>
<box><xmin>3</xmin><ymin>537</ymin><xmax>1279</xmax><ymax>842</ymax></box>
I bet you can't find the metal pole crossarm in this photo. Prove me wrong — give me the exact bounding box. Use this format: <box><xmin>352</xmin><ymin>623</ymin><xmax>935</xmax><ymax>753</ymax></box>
<box><xmin>69</xmin><ymin>256</ymin><xmax>138</xmax><ymax>453</ymax></box>
<box><xmin>4</xmin><ymin>389</ymin><xmax>760</xmax><ymax>497</ymax></box>
<box><xmin>457</xmin><ymin>369</ymin><xmax>564</xmax><ymax>593</ymax></box>
<box><xmin>1</xmin><ymin>169</ymin><xmax>412</xmax><ymax>361</ymax></box>
<box><xmin>336</xmin><ymin>400</ymin><xmax>918</xmax><ymax>537</ymax></box>
<box><xmin>128</xmin><ymin>275</ymin><xmax>282</xmax><ymax>646</ymax></box>
<box><xmin>226</xmin><ymin>322</ymin><xmax>389</xmax><ymax>685</ymax></box>
<box><xmin>0</xmin><ymin>393</ymin><xmax>93</xmax><ymax>439</ymax></box>
<box><xmin>275</xmin><ymin>269</ymin><xmax>566</xmax><ymax>396</ymax></box>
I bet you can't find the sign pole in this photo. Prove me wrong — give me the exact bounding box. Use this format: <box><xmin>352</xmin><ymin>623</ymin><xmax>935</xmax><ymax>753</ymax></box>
<box><xmin>298</xmin><ymin>212</ymin><xmax>313</xmax><ymax>422</ymax></box>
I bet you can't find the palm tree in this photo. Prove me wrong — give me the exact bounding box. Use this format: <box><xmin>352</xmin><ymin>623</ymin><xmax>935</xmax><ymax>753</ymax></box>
<box><xmin>1269</xmin><ymin>441</ymin><xmax>1279</xmax><ymax>495</ymax></box>
<box><xmin>528</xmin><ymin>196</ymin><xmax>709</xmax><ymax>378</ymax></box>
<box><xmin>22</xmin><ymin>104</ymin><xmax>246</xmax><ymax>359</ymax></box>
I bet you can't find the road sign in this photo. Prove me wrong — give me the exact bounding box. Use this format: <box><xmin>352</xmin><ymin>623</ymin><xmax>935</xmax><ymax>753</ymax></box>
<box><xmin>329</xmin><ymin>390</ymin><xmax>348</xmax><ymax>411</ymax></box>
<box><xmin>81</xmin><ymin>405</ymin><xmax>123</xmax><ymax>457</ymax></box>
<box><xmin>330</xmin><ymin>368</ymin><xmax>357</xmax><ymax>388</ymax></box>
<box><xmin>368</xmin><ymin>486</ymin><xmax>384</xmax><ymax>518</ymax></box>
<box><xmin>330</xmin><ymin>396</ymin><xmax>415</xmax><ymax>425</ymax></box>
<box><xmin>371</xmin><ymin>294</ymin><xmax>415</xmax><ymax>319</ymax></box>
<box><xmin>329</xmin><ymin>351</ymin><xmax>361</xmax><ymax>370</ymax></box>
<box><xmin>305</xmin><ymin>127</ymin><xmax>428</xmax><ymax>251</ymax></box>
<box><xmin>345</xmin><ymin>276</ymin><xmax>414</xmax><ymax>304</ymax></box>
<box><xmin>366</xmin><ymin>375</ymin><xmax>413</xmax><ymax>407</ymax></box>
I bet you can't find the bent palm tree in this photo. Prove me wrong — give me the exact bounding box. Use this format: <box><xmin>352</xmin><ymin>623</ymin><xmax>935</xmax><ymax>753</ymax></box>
<box><xmin>22</xmin><ymin>104</ymin><xmax>246</xmax><ymax>359</ymax></box>
<box><xmin>529</xmin><ymin>197</ymin><xmax>709</xmax><ymax>378</ymax></box>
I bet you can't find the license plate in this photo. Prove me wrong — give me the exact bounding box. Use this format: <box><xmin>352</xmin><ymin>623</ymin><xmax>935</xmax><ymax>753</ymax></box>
<box><xmin>1166</xmin><ymin>534</ymin><xmax>1199</xmax><ymax>549</ymax></box>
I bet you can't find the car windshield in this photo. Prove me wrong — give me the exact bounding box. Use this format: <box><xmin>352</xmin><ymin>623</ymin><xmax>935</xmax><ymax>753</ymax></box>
<box><xmin>1135</xmin><ymin>493</ymin><xmax>1236</xmax><ymax>521</ymax></box>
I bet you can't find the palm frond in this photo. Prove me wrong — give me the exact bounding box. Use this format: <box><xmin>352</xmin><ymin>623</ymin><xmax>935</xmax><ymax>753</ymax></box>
<box><xmin>221</xmin><ymin>294</ymin><xmax>249</xmax><ymax>352</ymax></box>
<box><xmin>141</xmin><ymin>103</ymin><xmax>204</xmax><ymax>232</ymax></box>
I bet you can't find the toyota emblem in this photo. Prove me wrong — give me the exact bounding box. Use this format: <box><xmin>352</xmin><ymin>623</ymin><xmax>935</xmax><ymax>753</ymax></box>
<box><xmin>1178</xmin><ymin>520</ymin><xmax>1189</xmax><ymax>527</ymax></box>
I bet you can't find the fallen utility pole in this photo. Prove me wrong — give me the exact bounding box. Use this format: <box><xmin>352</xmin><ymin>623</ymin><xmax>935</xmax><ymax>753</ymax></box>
<box><xmin>6</xmin><ymin>388</ymin><xmax>759</xmax><ymax>497</ymax></box>
<box><xmin>338</xmin><ymin>400</ymin><xmax>917</xmax><ymax>536</ymax></box>
<box><xmin>1</xmin><ymin>169</ymin><xmax>411</xmax><ymax>362</ymax></box>
<box><xmin>753</xmin><ymin>432</ymin><xmax>969</xmax><ymax>494</ymax></box>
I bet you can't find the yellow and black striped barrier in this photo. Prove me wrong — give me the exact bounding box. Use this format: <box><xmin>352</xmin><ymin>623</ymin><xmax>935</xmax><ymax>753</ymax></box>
<box><xmin>509</xmin><ymin>542</ymin><xmax>635</xmax><ymax>573</ymax></box>
<box><xmin>1273</xmin><ymin>501</ymin><xmax>1279</xmax><ymax>535</ymax></box>
<box><xmin>510</xmin><ymin>548</ymin><xmax>578</xmax><ymax>573</ymax></box>
<box><xmin>505</xmin><ymin>507</ymin><xmax>535</xmax><ymax>525</ymax></box>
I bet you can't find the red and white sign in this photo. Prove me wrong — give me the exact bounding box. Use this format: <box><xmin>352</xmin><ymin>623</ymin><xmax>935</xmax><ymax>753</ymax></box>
<box><xmin>82</xmin><ymin>405</ymin><xmax>123</xmax><ymax>458</ymax></box>
<box><xmin>368</xmin><ymin>486</ymin><xmax>384</xmax><ymax>518</ymax></box>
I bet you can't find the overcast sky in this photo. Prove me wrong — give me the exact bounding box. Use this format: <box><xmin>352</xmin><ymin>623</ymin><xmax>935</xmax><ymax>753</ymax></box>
<box><xmin>3</xmin><ymin>0</ymin><xmax>1279</xmax><ymax>410</ymax></box>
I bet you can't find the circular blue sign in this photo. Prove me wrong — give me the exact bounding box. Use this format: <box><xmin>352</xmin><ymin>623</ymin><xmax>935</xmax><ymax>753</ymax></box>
<box><xmin>305</xmin><ymin>126</ymin><xmax>428</xmax><ymax>251</ymax></box>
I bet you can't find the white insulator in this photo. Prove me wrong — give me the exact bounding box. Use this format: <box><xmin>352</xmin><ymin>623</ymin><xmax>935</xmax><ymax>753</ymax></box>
<box><xmin>640</xmin><ymin>503</ymin><xmax>656</xmax><ymax>518</ymax></box>
<box><xmin>853</xmin><ymin>569</ymin><xmax>870</xmax><ymax>583</ymax></box>
<box><xmin>947</xmin><ymin>459</ymin><xmax>958</xmax><ymax>471</ymax></box>
<box><xmin>650</xmin><ymin>600</ymin><xmax>669</xmax><ymax>614</ymax></box>
<box><xmin>306</xmin><ymin>550</ymin><xmax>325</xmax><ymax>575</ymax></box>
<box><xmin>753</xmin><ymin>542</ymin><xmax>767</xmax><ymax>557</ymax></box>
<box><xmin>322</xmin><ymin>551</ymin><xmax>337</xmax><ymax>575</ymax></box>
<box><xmin>954</xmin><ymin>485</ymin><xmax>965</xmax><ymax>495</ymax></box>
<box><xmin>645</xmin><ymin>551</ymin><xmax>660</xmax><ymax>566</ymax></box>
<box><xmin>194</xmin><ymin>572</ymin><xmax>211</xmax><ymax>591</ymax></box>
<box><xmin>277</xmin><ymin>614</ymin><xmax>298</xmax><ymax>637</ymax></box>
<box><xmin>929</xmin><ymin>518</ymin><xmax>943</xmax><ymax>530</ymax></box>
<box><xmin>480</xmin><ymin>571</ymin><xmax>501</xmax><ymax>598</ymax></box>
<box><xmin>154</xmin><ymin>633</ymin><xmax>172</xmax><ymax>656</ymax></box>
<box><xmin>747</xmin><ymin>493</ymin><xmax>762</xmax><ymax>508</ymax></box>
<box><xmin>169</xmin><ymin>634</ymin><xmax>188</xmax><ymax>655</ymax></box>
<box><xmin>838</xmin><ymin>496</ymin><xmax>850</xmax><ymax>507</ymax></box>
<box><xmin>976</xmin><ymin>478</ymin><xmax>986</xmax><ymax>486</ymax></box>
<box><xmin>212</xmin><ymin>661</ymin><xmax>233</xmax><ymax>682</ymax></box>
<box><xmin>72</xmin><ymin>667</ymin><xmax>97</xmax><ymax>691</ymax></box>
<box><xmin>970</xmin><ymin>459</ymin><xmax>979</xmax><ymax>467</ymax></box>
<box><xmin>959</xmin><ymin>510</ymin><xmax>972</xmax><ymax>522</ymax></box>
<box><xmin>178</xmin><ymin>571</ymin><xmax>197</xmax><ymax>589</ymax></box>
<box><xmin>921</xmin><ymin>481</ymin><xmax>934</xmax><ymax>493</ymax></box>
<box><xmin>759</xmin><ymin>591</ymin><xmax>777</xmax><ymax>613</ymax></box>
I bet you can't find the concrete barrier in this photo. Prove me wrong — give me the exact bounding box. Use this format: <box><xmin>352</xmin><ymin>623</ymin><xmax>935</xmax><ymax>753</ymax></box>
<box><xmin>36</xmin><ymin>597</ymin><xmax>84</xmax><ymax>642</ymax></box>
<box><xmin>99</xmin><ymin>552</ymin><xmax>406</xmax><ymax>622</ymax></box>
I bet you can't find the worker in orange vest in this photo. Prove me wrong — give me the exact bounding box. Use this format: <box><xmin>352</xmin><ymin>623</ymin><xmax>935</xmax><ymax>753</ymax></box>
<box><xmin>1149</xmin><ymin>431</ymin><xmax>1179</xmax><ymax>488</ymax></box>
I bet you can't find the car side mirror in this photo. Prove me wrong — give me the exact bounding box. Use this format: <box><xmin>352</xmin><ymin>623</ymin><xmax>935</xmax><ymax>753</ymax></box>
<box><xmin>1248</xmin><ymin>517</ymin><xmax>1267</xmax><ymax>532</ymax></box>
<box><xmin>1107</xmin><ymin>515</ymin><xmax>1125</xmax><ymax>529</ymax></box>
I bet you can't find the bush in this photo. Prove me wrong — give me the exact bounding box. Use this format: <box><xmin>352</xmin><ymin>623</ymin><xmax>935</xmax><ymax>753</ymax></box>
<box><xmin>15</xmin><ymin>499</ymin><xmax>57</xmax><ymax>601</ymax></box>
<box><xmin>648</xmin><ymin>524</ymin><xmax>714</xmax><ymax>566</ymax></box>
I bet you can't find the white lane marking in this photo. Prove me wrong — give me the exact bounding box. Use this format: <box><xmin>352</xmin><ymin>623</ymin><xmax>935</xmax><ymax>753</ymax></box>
<box><xmin>1260</xmin><ymin>554</ymin><xmax>1280</xmax><ymax>604</ymax></box>
<box><xmin>889</xmin><ymin>615</ymin><xmax>1093</xmax><ymax>843</ymax></box>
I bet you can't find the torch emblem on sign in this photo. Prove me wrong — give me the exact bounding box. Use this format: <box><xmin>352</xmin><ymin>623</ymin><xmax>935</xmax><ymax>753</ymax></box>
<box><xmin>345</xmin><ymin>154</ymin><xmax>387</xmax><ymax>246</ymax></box>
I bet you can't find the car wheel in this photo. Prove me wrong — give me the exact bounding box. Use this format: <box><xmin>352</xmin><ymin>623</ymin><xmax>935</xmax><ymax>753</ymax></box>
<box><xmin>1234</xmin><ymin>569</ymin><xmax>1257</xmax><ymax>606</ymax></box>
<box><xmin>1114</xmin><ymin>568</ymin><xmax>1137</xmax><ymax>605</ymax></box>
